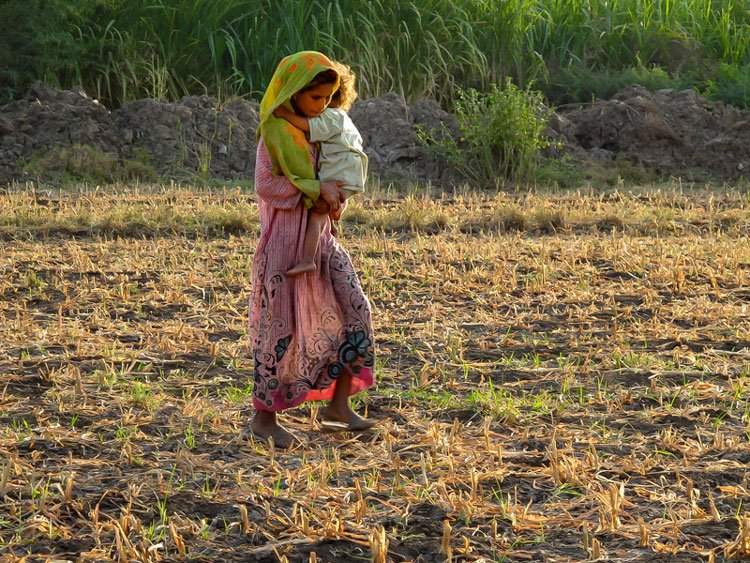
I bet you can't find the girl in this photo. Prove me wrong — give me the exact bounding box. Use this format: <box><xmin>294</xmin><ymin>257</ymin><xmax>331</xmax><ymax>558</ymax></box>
<box><xmin>273</xmin><ymin>61</ymin><xmax>367</xmax><ymax>276</ymax></box>
<box><xmin>249</xmin><ymin>51</ymin><xmax>376</xmax><ymax>448</ymax></box>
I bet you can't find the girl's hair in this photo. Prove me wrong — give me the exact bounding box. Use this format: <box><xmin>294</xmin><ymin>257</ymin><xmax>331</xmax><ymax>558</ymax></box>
<box><xmin>298</xmin><ymin>69</ymin><xmax>338</xmax><ymax>93</ymax></box>
<box><xmin>330</xmin><ymin>62</ymin><xmax>358</xmax><ymax>111</ymax></box>
<box><xmin>293</xmin><ymin>68</ymin><xmax>338</xmax><ymax>115</ymax></box>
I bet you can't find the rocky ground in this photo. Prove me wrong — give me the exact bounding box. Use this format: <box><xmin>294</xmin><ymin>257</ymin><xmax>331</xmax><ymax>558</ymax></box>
<box><xmin>1</xmin><ymin>83</ymin><xmax>750</xmax><ymax>186</ymax></box>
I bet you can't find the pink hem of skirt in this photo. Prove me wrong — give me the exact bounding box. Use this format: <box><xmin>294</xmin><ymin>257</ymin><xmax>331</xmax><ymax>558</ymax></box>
<box><xmin>252</xmin><ymin>366</ymin><xmax>374</xmax><ymax>412</ymax></box>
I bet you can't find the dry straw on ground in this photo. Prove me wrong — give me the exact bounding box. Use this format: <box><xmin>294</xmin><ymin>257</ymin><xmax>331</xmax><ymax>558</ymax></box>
<box><xmin>0</xmin><ymin>182</ymin><xmax>749</xmax><ymax>561</ymax></box>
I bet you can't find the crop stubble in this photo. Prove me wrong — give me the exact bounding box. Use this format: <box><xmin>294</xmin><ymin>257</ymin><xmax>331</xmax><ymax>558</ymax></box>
<box><xmin>0</xmin><ymin>186</ymin><xmax>749</xmax><ymax>561</ymax></box>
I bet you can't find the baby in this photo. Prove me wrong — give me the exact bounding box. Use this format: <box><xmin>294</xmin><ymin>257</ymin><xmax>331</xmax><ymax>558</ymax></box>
<box><xmin>273</xmin><ymin>61</ymin><xmax>368</xmax><ymax>276</ymax></box>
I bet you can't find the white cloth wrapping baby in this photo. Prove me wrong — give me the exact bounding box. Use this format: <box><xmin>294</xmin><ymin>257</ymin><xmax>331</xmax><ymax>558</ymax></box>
<box><xmin>309</xmin><ymin>108</ymin><xmax>368</xmax><ymax>196</ymax></box>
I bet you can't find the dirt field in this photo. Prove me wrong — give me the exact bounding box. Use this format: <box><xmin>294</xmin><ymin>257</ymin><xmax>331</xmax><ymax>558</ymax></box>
<box><xmin>1</xmin><ymin>183</ymin><xmax>750</xmax><ymax>562</ymax></box>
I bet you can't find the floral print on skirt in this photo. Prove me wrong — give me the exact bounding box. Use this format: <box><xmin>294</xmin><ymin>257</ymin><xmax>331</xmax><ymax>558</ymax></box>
<box><xmin>249</xmin><ymin>140</ymin><xmax>375</xmax><ymax>411</ymax></box>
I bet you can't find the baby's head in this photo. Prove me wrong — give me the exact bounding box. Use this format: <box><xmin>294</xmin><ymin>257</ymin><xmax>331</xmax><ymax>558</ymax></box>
<box><xmin>329</xmin><ymin>62</ymin><xmax>358</xmax><ymax>111</ymax></box>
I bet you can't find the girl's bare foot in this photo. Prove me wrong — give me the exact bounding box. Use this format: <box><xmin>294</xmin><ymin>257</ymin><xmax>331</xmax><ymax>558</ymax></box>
<box><xmin>319</xmin><ymin>405</ymin><xmax>376</xmax><ymax>431</ymax></box>
<box><xmin>249</xmin><ymin>412</ymin><xmax>296</xmax><ymax>449</ymax></box>
<box><xmin>286</xmin><ymin>261</ymin><xmax>316</xmax><ymax>276</ymax></box>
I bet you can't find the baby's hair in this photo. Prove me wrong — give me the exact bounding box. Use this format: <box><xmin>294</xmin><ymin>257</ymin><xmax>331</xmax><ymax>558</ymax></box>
<box><xmin>330</xmin><ymin>62</ymin><xmax>358</xmax><ymax>111</ymax></box>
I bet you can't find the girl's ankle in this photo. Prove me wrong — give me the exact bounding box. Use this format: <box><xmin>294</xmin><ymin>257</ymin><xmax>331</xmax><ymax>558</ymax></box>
<box><xmin>254</xmin><ymin>410</ymin><xmax>276</xmax><ymax>424</ymax></box>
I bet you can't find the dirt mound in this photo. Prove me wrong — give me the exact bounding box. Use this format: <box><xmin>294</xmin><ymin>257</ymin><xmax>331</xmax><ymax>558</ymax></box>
<box><xmin>0</xmin><ymin>85</ymin><xmax>455</xmax><ymax>186</ymax></box>
<box><xmin>2</xmin><ymin>83</ymin><xmax>749</xmax><ymax>186</ymax></box>
<box><xmin>0</xmin><ymin>84</ymin><xmax>260</xmax><ymax>184</ymax></box>
<box><xmin>349</xmin><ymin>93</ymin><xmax>459</xmax><ymax>184</ymax></box>
<box><xmin>558</xmin><ymin>85</ymin><xmax>750</xmax><ymax>178</ymax></box>
<box><xmin>114</xmin><ymin>94</ymin><xmax>259</xmax><ymax>179</ymax></box>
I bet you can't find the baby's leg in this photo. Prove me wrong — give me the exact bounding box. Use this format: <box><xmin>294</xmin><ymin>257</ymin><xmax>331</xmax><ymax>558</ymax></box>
<box><xmin>329</xmin><ymin>195</ymin><xmax>348</xmax><ymax>221</ymax></box>
<box><xmin>286</xmin><ymin>209</ymin><xmax>328</xmax><ymax>276</ymax></box>
<box><xmin>330</xmin><ymin>188</ymin><xmax>356</xmax><ymax>221</ymax></box>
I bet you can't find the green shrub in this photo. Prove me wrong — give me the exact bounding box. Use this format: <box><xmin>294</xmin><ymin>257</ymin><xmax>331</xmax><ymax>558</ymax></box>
<box><xmin>0</xmin><ymin>1</ymin><xmax>104</xmax><ymax>103</ymax></box>
<box><xmin>542</xmin><ymin>65</ymin><xmax>690</xmax><ymax>106</ymax></box>
<box><xmin>22</xmin><ymin>144</ymin><xmax>156</xmax><ymax>184</ymax></box>
<box><xmin>541</xmin><ymin>61</ymin><xmax>750</xmax><ymax>110</ymax></box>
<box><xmin>704</xmin><ymin>63</ymin><xmax>750</xmax><ymax>109</ymax></box>
<box><xmin>535</xmin><ymin>157</ymin><xmax>584</xmax><ymax>189</ymax></box>
<box><xmin>419</xmin><ymin>79</ymin><xmax>553</xmax><ymax>187</ymax></box>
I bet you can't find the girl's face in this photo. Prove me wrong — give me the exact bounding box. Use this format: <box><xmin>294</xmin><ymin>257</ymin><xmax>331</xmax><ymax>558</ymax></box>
<box><xmin>293</xmin><ymin>82</ymin><xmax>336</xmax><ymax>118</ymax></box>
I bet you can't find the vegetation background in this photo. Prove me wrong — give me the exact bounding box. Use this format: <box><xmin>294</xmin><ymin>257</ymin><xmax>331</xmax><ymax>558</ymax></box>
<box><xmin>2</xmin><ymin>0</ymin><xmax>750</xmax><ymax>109</ymax></box>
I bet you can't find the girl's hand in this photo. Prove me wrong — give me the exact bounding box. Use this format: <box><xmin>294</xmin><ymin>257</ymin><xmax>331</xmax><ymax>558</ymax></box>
<box><xmin>313</xmin><ymin>199</ymin><xmax>330</xmax><ymax>214</ymax></box>
<box><xmin>319</xmin><ymin>181</ymin><xmax>342</xmax><ymax>211</ymax></box>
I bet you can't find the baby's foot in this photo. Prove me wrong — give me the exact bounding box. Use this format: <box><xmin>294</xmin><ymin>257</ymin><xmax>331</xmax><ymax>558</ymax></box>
<box><xmin>286</xmin><ymin>261</ymin><xmax>316</xmax><ymax>276</ymax></box>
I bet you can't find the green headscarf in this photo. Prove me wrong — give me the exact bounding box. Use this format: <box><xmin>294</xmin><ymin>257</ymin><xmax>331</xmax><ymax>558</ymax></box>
<box><xmin>258</xmin><ymin>51</ymin><xmax>339</xmax><ymax>207</ymax></box>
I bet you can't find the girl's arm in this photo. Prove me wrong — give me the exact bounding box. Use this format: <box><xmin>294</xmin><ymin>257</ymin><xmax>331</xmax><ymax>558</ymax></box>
<box><xmin>255</xmin><ymin>141</ymin><xmax>342</xmax><ymax>211</ymax></box>
<box><xmin>273</xmin><ymin>106</ymin><xmax>310</xmax><ymax>132</ymax></box>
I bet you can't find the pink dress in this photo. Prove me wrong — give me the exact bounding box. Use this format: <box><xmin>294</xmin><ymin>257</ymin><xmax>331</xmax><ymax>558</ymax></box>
<box><xmin>249</xmin><ymin>140</ymin><xmax>375</xmax><ymax>411</ymax></box>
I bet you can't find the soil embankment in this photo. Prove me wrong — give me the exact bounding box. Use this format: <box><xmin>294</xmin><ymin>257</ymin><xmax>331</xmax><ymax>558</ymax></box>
<box><xmin>1</xmin><ymin>84</ymin><xmax>749</xmax><ymax>185</ymax></box>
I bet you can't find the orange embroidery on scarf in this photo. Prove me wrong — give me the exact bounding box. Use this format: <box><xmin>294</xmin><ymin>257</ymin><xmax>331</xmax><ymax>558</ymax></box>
<box><xmin>285</xmin><ymin>123</ymin><xmax>309</xmax><ymax>150</ymax></box>
<box><xmin>303</xmin><ymin>53</ymin><xmax>316</xmax><ymax>69</ymax></box>
<box><xmin>287</xmin><ymin>63</ymin><xmax>298</xmax><ymax>74</ymax></box>
<box><xmin>270</xmin><ymin>77</ymin><xmax>282</xmax><ymax>95</ymax></box>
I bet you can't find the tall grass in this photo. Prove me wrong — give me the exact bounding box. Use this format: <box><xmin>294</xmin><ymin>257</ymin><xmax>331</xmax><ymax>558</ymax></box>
<box><xmin>77</xmin><ymin>0</ymin><xmax>491</xmax><ymax>104</ymax></box>
<box><xmin>7</xmin><ymin>0</ymin><xmax>750</xmax><ymax>107</ymax></box>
